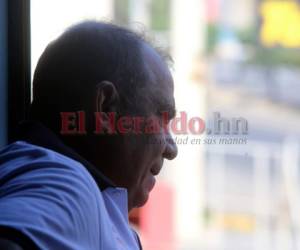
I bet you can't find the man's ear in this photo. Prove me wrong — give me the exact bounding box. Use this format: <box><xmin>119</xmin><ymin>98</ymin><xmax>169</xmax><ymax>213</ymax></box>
<box><xmin>96</xmin><ymin>81</ymin><xmax>119</xmax><ymax>113</ymax></box>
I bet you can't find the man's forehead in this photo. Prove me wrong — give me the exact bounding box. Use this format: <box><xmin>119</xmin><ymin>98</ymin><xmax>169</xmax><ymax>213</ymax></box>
<box><xmin>141</xmin><ymin>44</ymin><xmax>174</xmax><ymax>89</ymax></box>
<box><xmin>140</xmin><ymin>43</ymin><xmax>176</xmax><ymax>117</ymax></box>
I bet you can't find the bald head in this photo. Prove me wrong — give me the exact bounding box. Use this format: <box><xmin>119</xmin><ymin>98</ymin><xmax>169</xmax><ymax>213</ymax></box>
<box><xmin>30</xmin><ymin>21</ymin><xmax>171</xmax><ymax>132</ymax></box>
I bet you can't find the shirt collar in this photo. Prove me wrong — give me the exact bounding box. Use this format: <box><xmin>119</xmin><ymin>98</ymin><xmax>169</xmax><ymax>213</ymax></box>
<box><xmin>14</xmin><ymin>120</ymin><xmax>116</xmax><ymax>191</ymax></box>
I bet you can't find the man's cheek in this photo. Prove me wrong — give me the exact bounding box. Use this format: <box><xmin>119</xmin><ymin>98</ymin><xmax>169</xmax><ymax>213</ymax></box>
<box><xmin>145</xmin><ymin>133</ymin><xmax>164</xmax><ymax>146</ymax></box>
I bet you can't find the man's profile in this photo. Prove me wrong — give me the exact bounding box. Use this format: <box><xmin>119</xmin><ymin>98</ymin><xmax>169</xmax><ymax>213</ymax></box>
<box><xmin>0</xmin><ymin>21</ymin><xmax>177</xmax><ymax>249</ymax></box>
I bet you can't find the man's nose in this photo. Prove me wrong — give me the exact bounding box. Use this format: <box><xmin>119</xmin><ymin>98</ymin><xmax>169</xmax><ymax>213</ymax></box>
<box><xmin>162</xmin><ymin>132</ymin><xmax>178</xmax><ymax>160</ymax></box>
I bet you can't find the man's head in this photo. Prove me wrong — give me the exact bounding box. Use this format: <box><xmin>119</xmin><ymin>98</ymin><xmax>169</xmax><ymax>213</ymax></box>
<box><xmin>30</xmin><ymin>21</ymin><xmax>177</xmax><ymax>210</ymax></box>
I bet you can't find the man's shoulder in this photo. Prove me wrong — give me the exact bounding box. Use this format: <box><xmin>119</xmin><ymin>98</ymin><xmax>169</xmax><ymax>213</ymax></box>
<box><xmin>0</xmin><ymin>140</ymin><xmax>80</xmax><ymax>166</ymax></box>
<box><xmin>0</xmin><ymin>141</ymin><xmax>105</xmax><ymax>249</ymax></box>
<box><xmin>0</xmin><ymin>141</ymin><xmax>98</xmax><ymax>192</ymax></box>
<box><xmin>0</xmin><ymin>141</ymin><xmax>88</xmax><ymax>173</ymax></box>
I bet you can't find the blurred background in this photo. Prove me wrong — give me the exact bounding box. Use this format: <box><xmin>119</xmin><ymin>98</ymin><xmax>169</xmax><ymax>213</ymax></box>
<box><xmin>29</xmin><ymin>0</ymin><xmax>300</xmax><ymax>249</ymax></box>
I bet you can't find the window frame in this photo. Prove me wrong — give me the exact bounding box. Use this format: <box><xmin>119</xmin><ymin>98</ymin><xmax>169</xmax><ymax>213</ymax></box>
<box><xmin>7</xmin><ymin>0</ymin><xmax>31</xmax><ymax>142</ymax></box>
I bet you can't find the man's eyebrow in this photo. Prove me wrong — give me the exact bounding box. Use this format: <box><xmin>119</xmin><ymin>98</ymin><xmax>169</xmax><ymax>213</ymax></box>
<box><xmin>168</xmin><ymin>108</ymin><xmax>176</xmax><ymax>119</ymax></box>
<box><xmin>159</xmin><ymin>105</ymin><xmax>176</xmax><ymax>119</ymax></box>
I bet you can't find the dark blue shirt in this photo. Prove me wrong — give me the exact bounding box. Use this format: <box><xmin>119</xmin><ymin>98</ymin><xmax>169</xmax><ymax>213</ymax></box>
<box><xmin>0</xmin><ymin>122</ymin><xmax>142</xmax><ymax>250</ymax></box>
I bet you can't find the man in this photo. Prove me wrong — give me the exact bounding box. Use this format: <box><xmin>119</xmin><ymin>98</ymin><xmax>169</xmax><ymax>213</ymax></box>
<box><xmin>0</xmin><ymin>21</ymin><xmax>177</xmax><ymax>249</ymax></box>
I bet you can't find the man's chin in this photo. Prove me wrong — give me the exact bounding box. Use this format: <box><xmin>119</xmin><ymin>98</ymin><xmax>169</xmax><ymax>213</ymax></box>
<box><xmin>134</xmin><ymin>190</ymin><xmax>150</xmax><ymax>208</ymax></box>
<box><xmin>130</xmin><ymin>180</ymin><xmax>156</xmax><ymax>209</ymax></box>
